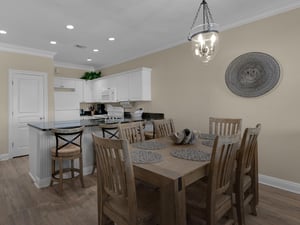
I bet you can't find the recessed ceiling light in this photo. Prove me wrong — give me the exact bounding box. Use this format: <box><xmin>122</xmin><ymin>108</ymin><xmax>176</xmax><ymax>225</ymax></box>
<box><xmin>0</xmin><ymin>30</ymin><xmax>7</xmax><ymax>34</ymax></box>
<box><xmin>93</xmin><ymin>49</ymin><xmax>99</xmax><ymax>52</ymax></box>
<box><xmin>108</xmin><ymin>37</ymin><xmax>115</xmax><ymax>41</ymax></box>
<box><xmin>66</xmin><ymin>25</ymin><xmax>74</xmax><ymax>30</ymax></box>
<box><xmin>87</xmin><ymin>58</ymin><xmax>92</xmax><ymax>62</ymax></box>
<box><xmin>50</xmin><ymin>41</ymin><xmax>56</xmax><ymax>45</ymax></box>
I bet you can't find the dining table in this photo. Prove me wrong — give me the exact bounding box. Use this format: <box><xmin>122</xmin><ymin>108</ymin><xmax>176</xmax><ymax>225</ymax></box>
<box><xmin>130</xmin><ymin>136</ymin><xmax>212</xmax><ymax>225</ymax></box>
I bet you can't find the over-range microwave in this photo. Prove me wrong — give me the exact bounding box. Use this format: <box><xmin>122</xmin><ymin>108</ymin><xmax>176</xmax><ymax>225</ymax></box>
<box><xmin>100</xmin><ymin>88</ymin><xmax>117</xmax><ymax>102</ymax></box>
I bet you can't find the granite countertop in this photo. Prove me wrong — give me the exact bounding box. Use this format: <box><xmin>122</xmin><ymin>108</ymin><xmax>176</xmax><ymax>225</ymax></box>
<box><xmin>28</xmin><ymin>118</ymin><xmax>142</xmax><ymax>131</ymax></box>
<box><xmin>28</xmin><ymin>112</ymin><xmax>165</xmax><ymax>131</ymax></box>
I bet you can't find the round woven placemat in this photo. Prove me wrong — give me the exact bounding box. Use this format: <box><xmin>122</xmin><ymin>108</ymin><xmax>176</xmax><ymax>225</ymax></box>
<box><xmin>199</xmin><ymin>133</ymin><xmax>216</xmax><ymax>140</ymax></box>
<box><xmin>132</xmin><ymin>141</ymin><xmax>167</xmax><ymax>150</ymax></box>
<box><xmin>170</xmin><ymin>149</ymin><xmax>211</xmax><ymax>161</ymax></box>
<box><xmin>202</xmin><ymin>140</ymin><xmax>214</xmax><ymax>147</ymax></box>
<box><xmin>131</xmin><ymin>150</ymin><xmax>162</xmax><ymax>164</ymax></box>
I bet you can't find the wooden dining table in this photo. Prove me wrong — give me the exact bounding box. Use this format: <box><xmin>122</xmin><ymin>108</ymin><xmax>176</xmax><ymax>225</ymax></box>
<box><xmin>131</xmin><ymin>136</ymin><xmax>212</xmax><ymax>225</ymax></box>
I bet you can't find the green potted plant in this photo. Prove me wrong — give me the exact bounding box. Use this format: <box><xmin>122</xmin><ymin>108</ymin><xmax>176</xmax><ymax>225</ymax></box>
<box><xmin>80</xmin><ymin>71</ymin><xmax>101</xmax><ymax>80</ymax></box>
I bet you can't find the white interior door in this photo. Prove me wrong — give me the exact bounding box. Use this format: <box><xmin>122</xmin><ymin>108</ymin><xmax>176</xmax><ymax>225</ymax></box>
<box><xmin>9</xmin><ymin>70</ymin><xmax>47</xmax><ymax>157</ymax></box>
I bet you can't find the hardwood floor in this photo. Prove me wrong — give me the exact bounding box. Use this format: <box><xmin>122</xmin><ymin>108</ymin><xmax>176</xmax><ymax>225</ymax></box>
<box><xmin>0</xmin><ymin>157</ymin><xmax>299</xmax><ymax>225</ymax></box>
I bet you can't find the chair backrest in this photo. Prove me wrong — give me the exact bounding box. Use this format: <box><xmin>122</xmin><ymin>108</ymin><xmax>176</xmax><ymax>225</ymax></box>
<box><xmin>209</xmin><ymin>117</ymin><xmax>242</xmax><ymax>136</ymax></box>
<box><xmin>52</xmin><ymin>126</ymin><xmax>84</xmax><ymax>156</ymax></box>
<box><xmin>207</xmin><ymin>134</ymin><xmax>240</xmax><ymax>222</ymax></box>
<box><xmin>153</xmin><ymin>119</ymin><xmax>175</xmax><ymax>138</ymax></box>
<box><xmin>236</xmin><ymin>124</ymin><xmax>261</xmax><ymax>187</ymax></box>
<box><xmin>118</xmin><ymin>122</ymin><xmax>145</xmax><ymax>144</ymax></box>
<box><xmin>92</xmin><ymin>134</ymin><xmax>138</xmax><ymax>224</ymax></box>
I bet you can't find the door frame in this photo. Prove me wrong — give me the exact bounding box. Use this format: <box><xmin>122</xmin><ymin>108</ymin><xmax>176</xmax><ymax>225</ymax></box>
<box><xmin>8</xmin><ymin>69</ymin><xmax>48</xmax><ymax>158</ymax></box>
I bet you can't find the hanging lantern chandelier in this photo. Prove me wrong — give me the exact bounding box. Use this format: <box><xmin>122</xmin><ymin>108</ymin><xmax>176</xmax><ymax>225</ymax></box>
<box><xmin>188</xmin><ymin>0</ymin><xmax>219</xmax><ymax>63</ymax></box>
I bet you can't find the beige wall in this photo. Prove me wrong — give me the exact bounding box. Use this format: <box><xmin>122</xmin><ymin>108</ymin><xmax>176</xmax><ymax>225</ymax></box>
<box><xmin>54</xmin><ymin>66</ymin><xmax>86</xmax><ymax>78</ymax></box>
<box><xmin>101</xmin><ymin>8</ymin><xmax>300</xmax><ymax>183</ymax></box>
<box><xmin>0</xmin><ymin>52</ymin><xmax>54</xmax><ymax>155</ymax></box>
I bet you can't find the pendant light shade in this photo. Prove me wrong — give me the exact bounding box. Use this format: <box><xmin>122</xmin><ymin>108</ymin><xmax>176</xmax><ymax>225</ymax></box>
<box><xmin>188</xmin><ymin>0</ymin><xmax>219</xmax><ymax>63</ymax></box>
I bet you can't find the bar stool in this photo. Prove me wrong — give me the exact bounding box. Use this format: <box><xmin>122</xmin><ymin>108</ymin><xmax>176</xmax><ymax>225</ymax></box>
<box><xmin>100</xmin><ymin>123</ymin><xmax>119</xmax><ymax>139</ymax></box>
<box><xmin>50</xmin><ymin>126</ymin><xmax>85</xmax><ymax>194</ymax></box>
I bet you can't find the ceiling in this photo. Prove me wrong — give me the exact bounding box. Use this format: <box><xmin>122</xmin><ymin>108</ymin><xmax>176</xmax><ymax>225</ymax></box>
<box><xmin>0</xmin><ymin>0</ymin><xmax>299</xmax><ymax>70</ymax></box>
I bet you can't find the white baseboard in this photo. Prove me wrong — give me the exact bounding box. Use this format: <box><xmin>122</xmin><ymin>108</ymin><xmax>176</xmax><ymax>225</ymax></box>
<box><xmin>28</xmin><ymin>165</ymin><xmax>94</xmax><ymax>189</ymax></box>
<box><xmin>259</xmin><ymin>174</ymin><xmax>300</xmax><ymax>194</ymax></box>
<box><xmin>0</xmin><ymin>153</ymin><xmax>10</xmax><ymax>161</ymax></box>
<box><xmin>29</xmin><ymin>172</ymin><xmax>51</xmax><ymax>189</ymax></box>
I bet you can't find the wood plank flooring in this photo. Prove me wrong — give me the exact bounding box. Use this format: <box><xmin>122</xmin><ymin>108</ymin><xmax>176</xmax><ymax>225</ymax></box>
<box><xmin>0</xmin><ymin>156</ymin><xmax>299</xmax><ymax>225</ymax></box>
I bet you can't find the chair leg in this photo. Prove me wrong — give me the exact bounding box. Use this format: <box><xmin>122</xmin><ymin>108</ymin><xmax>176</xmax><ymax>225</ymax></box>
<box><xmin>236</xmin><ymin>192</ymin><xmax>245</xmax><ymax>225</ymax></box>
<box><xmin>59</xmin><ymin>157</ymin><xmax>63</xmax><ymax>194</ymax></box>
<box><xmin>79</xmin><ymin>155</ymin><xmax>85</xmax><ymax>188</ymax></box>
<box><xmin>250</xmin><ymin>198</ymin><xmax>257</xmax><ymax>216</ymax></box>
<box><xmin>91</xmin><ymin>162</ymin><xmax>96</xmax><ymax>175</ymax></box>
<box><xmin>71</xmin><ymin>159</ymin><xmax>74</xmax><ymax>178</ymax></box>
<box><xmin>50</xmin><ymin>158</ymin><xmax>55</xmax><ymax>186</ymax></box>
<box><xmin>250</xmin><ymin>184</ymin><xmax>258</xmax><ymax>216</ymax></box>
<box><xmin>91</xmin><ymin>150</ymin><xmax>96</xmax><ymax>175</ymax></box>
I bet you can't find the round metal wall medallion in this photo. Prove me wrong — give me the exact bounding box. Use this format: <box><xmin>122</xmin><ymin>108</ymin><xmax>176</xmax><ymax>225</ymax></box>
<box><xmin>225</xmin><ymin>52</ymin><xmax>280</xmax><ymax>97</ymax></box>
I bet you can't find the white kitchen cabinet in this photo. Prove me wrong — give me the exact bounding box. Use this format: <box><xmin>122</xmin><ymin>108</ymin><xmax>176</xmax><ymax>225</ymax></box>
<box><xmin>93</xmin><ymin>78</ymin><xmax>104</xmax><ymax>102</ymax></box>
<box><xmin>54</xmin><ymin>67</ymin><xmax>151</xmax><ymax>105</ymax></box>
<box><xmin>128</xmin><ymin>68</ymin><xmax>151</xmax><ymax>101</ymax></box>
<box><xmin>83</xmin><ymin>80</ymin><xmax>95</xmax><ymax>102</ymax></box>
<box><xmin>75</xmin><ymin>79</ymin><xmax>84</xmax><ymax>102</ymax></box>
<box><xmin>116</xmin><ymin>74</ymin><xmax>129</xmax><ymax>101</ymax></box>
<box><xmin>54</xmin><ymin>77</ymin><xmax>76</xmax><ymax>89</ymax></box>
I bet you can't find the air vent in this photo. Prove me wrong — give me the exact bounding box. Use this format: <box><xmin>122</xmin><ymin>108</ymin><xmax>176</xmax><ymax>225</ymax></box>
<box><xmin>74</xmin><ymin>44</ymin><xmax>87</xmax><ymax>49</ymax></box>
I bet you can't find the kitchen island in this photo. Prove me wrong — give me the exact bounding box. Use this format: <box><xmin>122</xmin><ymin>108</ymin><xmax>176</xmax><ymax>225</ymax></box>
<box><xmin>28</xmin><ymin>118</ymin><xmax>139</xmax><ymax>188</ymax></box>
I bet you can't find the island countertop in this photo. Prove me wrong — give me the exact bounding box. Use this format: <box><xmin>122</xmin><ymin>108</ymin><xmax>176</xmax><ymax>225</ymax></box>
<box><xmin>28</xmin><ymin>118</ymin><xmax>142</xmax><ymax>131</ymax></box>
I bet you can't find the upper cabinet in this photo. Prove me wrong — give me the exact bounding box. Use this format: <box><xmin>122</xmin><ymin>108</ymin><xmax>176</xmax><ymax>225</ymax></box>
<box><xmin>56</xmin><ymin>67</ymin><xmax>152</xmax><ymax>103</ymax></box>
<box><xmin>128</xmin><ymin>68</ymin><xmax>151</xmax><ymax>101</ymax></box>
<box><xmin>54</xmin><ymin>77</ymin><xmax>76</xmax><ymax>89</ymax></box>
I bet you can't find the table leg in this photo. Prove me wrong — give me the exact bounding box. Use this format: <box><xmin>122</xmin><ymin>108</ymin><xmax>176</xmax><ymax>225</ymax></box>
<box><xmin>160</xmin><ymin>178</ymin><xmax>186</xmax><ymax>225</ymax></box>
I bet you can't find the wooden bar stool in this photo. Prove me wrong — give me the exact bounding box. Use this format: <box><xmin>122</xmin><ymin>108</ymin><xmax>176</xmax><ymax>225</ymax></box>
<box><xmin>50</xmin><ymin>126</ymin><xmax>85</xmax><ymax>194</ymax></box>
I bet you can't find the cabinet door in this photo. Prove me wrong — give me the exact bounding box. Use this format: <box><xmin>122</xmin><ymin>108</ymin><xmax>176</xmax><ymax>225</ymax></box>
<box><xmin>83</xmin><ymin>80</ymin><xmax>95</xmax><ymax>102</ymax></box>
<box><xmin>116</xmin><ymin>74</ymin><xmax>129</xmax><ymax>101</ymax></box>
<box><xmin>75</xmin><ymin>79</ymin><xmax>84</xmax><ymax>102</ymax></box>
<box><xmin>128</xmin><ymin>69</ymin><xmax>151</xmax><ymax>101</ymax></box>
<box><xmin>54</xmin><ymin>77</ymin><xmax>76</xmax><ymax>88</ymax></box>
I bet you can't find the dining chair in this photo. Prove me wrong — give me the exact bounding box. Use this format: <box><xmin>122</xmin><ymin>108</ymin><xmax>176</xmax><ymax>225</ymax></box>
<box><xmin>209</xmin><ymin>117</ymin><xmax>242</xmax><ymax>136</ymax></box>
<box><xmin>186</xmin><ymin>134</ymin><xmax>240</xmax><ymax>225</ymax></box>
<box><xmin>153</xmin><ymin>119</ymin><xmax>175</xmax><ymax>138</ymax></box>
<box><xmin>118</xmin><ymin>121</ymin><xmax>145</xmax><ymax>144</ymax></box>
<box><xmin>235</xmin><ymin>124</ymin><xmax>261</xmax><ymax>225</ymax></box>
<box><xmin>92</xmin><ymin>134</ymin><xmax>159</xmax><ymax>225</ymax></box>
<box><xmin>91</xmin><ymin>123</ymin><xmax>120</xmax><ymax>175</ymax></box>
<box><xmin>50</xmin><ymin>126</ymin><xmax>85</xmax><ymax>194</ymax></box>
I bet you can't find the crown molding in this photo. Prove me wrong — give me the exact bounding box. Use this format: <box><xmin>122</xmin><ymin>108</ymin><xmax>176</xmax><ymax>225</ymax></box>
<box><xmin>0</xmin><ymin>42</ymin><xmax>56</xmax><ymax>58</ymax></box>
<box><xmin>54</xmin><ymin>61</ymin><xmax>95</xmax><ymax>71</ymax></box>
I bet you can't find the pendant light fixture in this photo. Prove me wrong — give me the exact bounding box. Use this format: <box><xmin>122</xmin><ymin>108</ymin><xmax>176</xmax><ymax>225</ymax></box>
<box><xmin>188</xmin><ymin>0</ymin><xmax>219</xmax><ymax>63</ymax></box>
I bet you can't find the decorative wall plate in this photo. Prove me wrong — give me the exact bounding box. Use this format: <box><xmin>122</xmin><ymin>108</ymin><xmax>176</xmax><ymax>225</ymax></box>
<box><xmin>225</xmin><ymin>52</ymin><xmax>280</xmax><ymax>97</ymax></box>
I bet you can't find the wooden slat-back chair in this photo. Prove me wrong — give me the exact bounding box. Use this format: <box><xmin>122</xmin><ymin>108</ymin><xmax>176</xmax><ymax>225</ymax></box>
<box><xmin>235</xmin><ymin>124</ymin><xmax>261</xmax><ymax>225</ymax></box>
<box><xmin>92</xmin><ymin>134</ymin><xmax>158</xmax><ymax>225</ymax></box>
<box><xmin>187</xmin><ymin>135</ymin><xmax>240</xmax><ymax>225</ymax></box>
<box><xmin>118</xmin><ymin>122</ymin><xmax>145</xmax><ymax>144</ymax></box>
<box><xmin>209</xmin><ymin>117</ymin><xmax>242</xmax><ymax>136</ymax></box>
<box><xmin>50</xmin><ymin>126</ymin><xmax>85</xmax><ymax>194</ymax></box>
<box><xmin>153</xmin><ymin>119</ymin><xmax>175</xmax><ymax>138</ymax></box>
